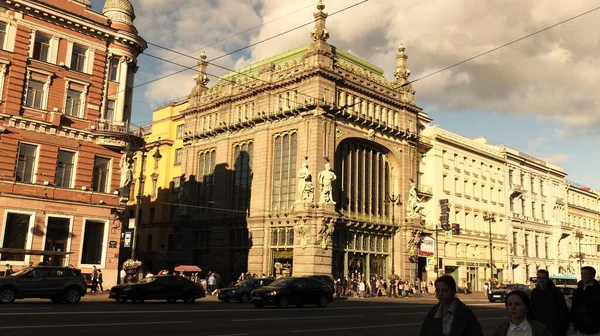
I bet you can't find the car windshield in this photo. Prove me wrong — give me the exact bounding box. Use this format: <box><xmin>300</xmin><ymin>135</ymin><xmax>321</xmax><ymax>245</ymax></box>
<box><xmin>9</xmin><ymin>268</ymin><xmax>32</xmax><ymax>277</ymax></box>
<box><xmin>138</xmin><ymin>276</ymin><xmax>157</xmax><ymax>283</ymax></box>
<box><xmin>269</xmin><ymin>278</ymin><xmax>295</xmax><ymax>287</ymax></box>
<box><xmin>235</xmin><ymin>280</ymin><xmax>254</xmax><ymax>287</ymax></box>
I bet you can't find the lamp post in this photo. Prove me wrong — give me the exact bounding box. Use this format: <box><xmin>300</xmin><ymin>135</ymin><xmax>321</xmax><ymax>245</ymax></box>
<box><xmin>386</xmin><ymin>192</ymin><xmax>401</xmax><ymax>298</ymax></box>
<box><xmin>575</xmin><ymin>230</ymin><xmax>584</xmax><ymax>270</ymax></box>
<box><xmin>130</xmin><ymin>140</ymin><xmax>162</xmax><ymax>260</ymax></box>
<box><xmin>483</xmin><ymin>214</ymin><xmax>496</xmax><ymax>281</ymax></box>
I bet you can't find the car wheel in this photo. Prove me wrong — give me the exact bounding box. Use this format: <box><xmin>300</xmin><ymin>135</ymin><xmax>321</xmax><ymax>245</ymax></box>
<box><xmin>253</xmin><ymin>302</ymin><xmax>264</xmax><ymax>308</ymax></box>
<box><xmin>64</xmin><ymin>288</ymin><xmax>81</xmax><ymax>304</ymax></box>
<box><xmin>167</xmin><ymin>298</ymin><xmax>177</xmax><ymax>303</ymax></box>
<box><xmin>277</xmin><ymin>296</ymin><xmax>289</xmax><ymax>308</ymax></box>
<box><xmin>317</xmin><ymin>296</ymin><xmax>329</xmax><ymax>308</ymax></box>
<box><xmin>0</xmin><ymin>287</ymin><xmax>16</xmax><ymax>304</ymax></box>
<box><xmin>239</xmin><ymin>293</ymin><xmax>251</xmax><ymax>303</ymax></box>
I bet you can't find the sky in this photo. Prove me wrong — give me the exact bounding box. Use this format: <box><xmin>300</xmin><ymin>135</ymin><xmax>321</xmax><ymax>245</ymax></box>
<box><xmin>89</xmin><ymin>0</ymin><xmax>599</xmax><ymax>189</ymax></box>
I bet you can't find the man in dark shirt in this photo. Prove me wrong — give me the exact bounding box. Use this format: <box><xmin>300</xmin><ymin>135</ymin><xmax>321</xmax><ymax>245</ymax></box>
<box><xmin>571</xmin><ymin>266</ymin><xmax>600</xmax><ymax>336</ymax></box>
<box><xmin>531</xmin><ymin>269</ymin><xmax>570</xmax><ymax>336</ymax></box>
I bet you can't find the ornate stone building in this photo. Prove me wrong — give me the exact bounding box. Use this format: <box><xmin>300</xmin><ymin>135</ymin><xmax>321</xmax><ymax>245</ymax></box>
<box><xmin>565</xmin><ymin>182</ymin><xmax>600</xmax><ymax>274</ymax></box>
<box><xmin>175</xmin><ymin>2</ymin><xmax>429</xmax><ymax>281</ymax></box>
<box><xmin>419</xmin><ymin>127</ymin><xmax>509</xmax><ymax>290</ymax></box>
<box><xmin>0</xmin><ymin>0</ymin><xmax>145</xmax><ymax>286</ymax></box>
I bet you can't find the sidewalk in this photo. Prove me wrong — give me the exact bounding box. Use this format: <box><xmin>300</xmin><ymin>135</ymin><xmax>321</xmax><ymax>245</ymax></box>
<box><xmin>81</xmin><ymin>292</ymin><xmax>221</xmax><ymax>302</ymax></box>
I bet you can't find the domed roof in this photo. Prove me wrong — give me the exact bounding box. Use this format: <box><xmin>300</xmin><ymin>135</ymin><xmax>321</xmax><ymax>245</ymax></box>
<box><xmin>102</xmin><ymin>0</ymin><xmax>136</xmax><ymax>26</ymax></box>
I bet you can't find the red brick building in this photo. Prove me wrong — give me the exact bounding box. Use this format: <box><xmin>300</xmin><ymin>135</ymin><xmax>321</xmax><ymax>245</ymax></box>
<box><xmin>0</xmin><ymin>0</ymin><xmax>145</xmax><ymax>286</ymax></box>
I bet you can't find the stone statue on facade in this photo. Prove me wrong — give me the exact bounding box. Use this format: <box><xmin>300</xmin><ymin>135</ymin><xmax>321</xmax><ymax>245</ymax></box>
<box><xmin>296</xmin><ymin>220</ymin><xmax>308</xmax><ymax>249</ymax></box>
<box><xmin>297</xmin><ymin>161</ymin><xmax>314</xmax><ymax>202</ymax></box>
<box><xmin>118</xmin><ymin>154</ymin><xmax>133</xmax><ymax>200</ymax></box>
<box><xmin>318</xmin><ymin>218</ymin><xmax>335</xmax><ymax>249</ymax></box>
<box><xmin>406</xmin><ymin>181</ymin><xmax>425</xmax><ymax>219</ymax></box>
<box><xmin>318</xmin><ymin>163</ymin><xmax>336</xmax><ymax>204</ymax></box>
<box><xmin>406</xmin><ymin>230</ymin><xmax>422</xmax><ymax>258</ymax></box>
<box><xmin>175</xmin><ymin>177</ymin><xmax>189</xmax><ymax>216</ymax></box>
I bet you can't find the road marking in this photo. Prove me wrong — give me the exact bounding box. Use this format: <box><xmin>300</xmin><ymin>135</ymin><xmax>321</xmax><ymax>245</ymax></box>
<box><xmin>206</xmin><ymin>334</ymin><xmax>249</xmax><ymax>336</ymax></box>
<box><xmin>0</xmin><ymin>305</ymin><xmax>426</xmax><ymax>316</ymax></box>
<box><xmin>232</xmin><ymin>314</ymin><xmax>363</xmax><ymax>322</ymax></box>
<box><xmin>291</xmin><ymin>317</ymin><xmax>507</xmax><ymax>333</ymax></box>
<box><xmin>0</xmin><ymin>321</ymin><xmax>191</xmax><ymax>330</ymax></box>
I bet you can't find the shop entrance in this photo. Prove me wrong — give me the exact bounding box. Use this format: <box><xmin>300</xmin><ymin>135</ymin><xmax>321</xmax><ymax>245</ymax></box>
<box><xmin>466</xmin><ymin>267</ymin><xmax>479</xmax><ymax>292</ymax></box>
<box><xmin>271</xmin><ymin>249</ymin><xmax>293</xmax><ymax>278</ymax></box>
<box><xmin>43</xmin><ymin>217</ymin><xmax>70</xmax><ymax>266</ymax></box>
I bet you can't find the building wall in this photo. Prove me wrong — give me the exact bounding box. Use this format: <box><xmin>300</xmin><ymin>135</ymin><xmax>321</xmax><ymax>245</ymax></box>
<box><xmin>0</xmin><ymin>0</ymin><xmax>145</xmax><ymax>286</ymax></box>
<box><xmin>420</xmin><ymin>127</ymin><xmax>509</xmax><ymax>291</ymax></box>
<box><xmin>566</xmin><ymin>184</ymin><xmax>600</xmax><ymax>273</ymax></box>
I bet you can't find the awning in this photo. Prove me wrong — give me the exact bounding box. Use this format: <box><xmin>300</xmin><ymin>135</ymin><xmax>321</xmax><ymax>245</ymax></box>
<box><xmin>0</xmin><ymin>248</ymin><xmax>73</xmax><ymax>256</ymax></box>
<box><xmin>174</xmin><ymin>265</ymin><xmax>202</xmax><ymax>272</ymax></box>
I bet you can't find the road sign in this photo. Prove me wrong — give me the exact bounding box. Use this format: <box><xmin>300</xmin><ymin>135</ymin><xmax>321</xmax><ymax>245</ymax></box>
<box><xmin>444</xmin><ymin>231</ymin><xmax>453</xmax><ymax>241</ymax></box>
<box><xmin>426</xmin><ymin>257</ymin><xmax>434</xmax><ymax>265</ymax></box>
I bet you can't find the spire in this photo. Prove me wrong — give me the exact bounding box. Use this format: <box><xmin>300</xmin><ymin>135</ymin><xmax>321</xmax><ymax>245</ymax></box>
<box><xmin>193</xmin><ymin>51</ymin><xmax>209</xmax><ymax>87</ymax></box>
<box><xmin>311</xmin><ymin>0</ymin><xmax>330</xmax><ymax>42</ymax></box>
<box><xmin>394</xmin><ymin>43</ymin><xmax>410</xmax><ymax>85</ymax></box>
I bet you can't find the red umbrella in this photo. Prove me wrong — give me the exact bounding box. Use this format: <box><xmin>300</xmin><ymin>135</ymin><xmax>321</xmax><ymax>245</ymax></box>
<box><xmin>174</xmin><ymin>265</ymin><xmax>202</xmax><ymax>272</ymax></box>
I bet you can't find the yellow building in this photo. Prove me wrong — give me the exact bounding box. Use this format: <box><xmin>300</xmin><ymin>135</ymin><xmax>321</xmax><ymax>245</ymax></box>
<box><xmin>565</xmin><ymin>182</ymin><xmax>600</xmax><ymax>274</ymax></box>
<box><xmin>125</xmin><ymin>98</ymin><xmax>188</xmax><ymax>271</ymax></box>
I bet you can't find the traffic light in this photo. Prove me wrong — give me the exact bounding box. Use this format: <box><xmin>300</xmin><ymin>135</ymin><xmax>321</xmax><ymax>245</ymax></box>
<box><xmin>452</xmin><ymin>223</ymin><xmax>460</xmax><ymax>235</ymax></box>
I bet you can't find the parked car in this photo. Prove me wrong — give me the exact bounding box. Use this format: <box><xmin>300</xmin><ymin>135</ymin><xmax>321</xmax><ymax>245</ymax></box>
<box><xmin>251</xmin><ymin>276</ymin><xmax>333</xmax><ymax>308</ymax></box>
<box><xmin>219</xmin><ymin>278</ymin><xmax>274</xmax><ymax>303</ymax></box>
<box><xmin>109</xmin><ymin>275</ymin><xmax>205</xmax><ymax>303</ymax></box>
<box><xmin>488</xmin><ymin>283</ymin><xmax>530</xmax><ymax>302</ymax></box>
<box><xmin>309</xmin><ymin>275</ymin><xmax>335</xmax><ymax>291</ymax></box>
<box><xmin>0</xmin><ymin>266</ymin><xmax>87</xmax><ymax>304</ymax></box>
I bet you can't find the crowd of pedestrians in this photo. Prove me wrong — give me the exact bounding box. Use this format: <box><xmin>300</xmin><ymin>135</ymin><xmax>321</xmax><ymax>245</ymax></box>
<box><xmin>419</xmin><ymin>266</ymin><xmax>600</xmax><ymax>336</ymax></box>
<box><xmin>335</xmin><ymin>276</ymin><xmax>432</xmax><ymax>298</ymax></box>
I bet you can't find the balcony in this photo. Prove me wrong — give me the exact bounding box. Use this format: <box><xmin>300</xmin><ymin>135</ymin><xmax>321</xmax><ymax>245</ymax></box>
<box><xmin>510</xmin><ymin>184</ymin><xmax>525</xmax><ymax>197</ymax></box>
<box><xmin>92</xmin><ymin>120</ymin><xmax>144</xmax><ymax>149</ymax></box>
<box><xmin>555</xmin><ymin>197</ymin><xmax>565</xmax><ymax>205</ymax></box>
<box><xmin>560</xmin><ymin>221</ymin><xmax>572</xmax><ymax>231</ymax></box>
<box><xmin>417</xmin><ymin>184</ymin><xmax>433</xmax><ymax>199</ymax></box>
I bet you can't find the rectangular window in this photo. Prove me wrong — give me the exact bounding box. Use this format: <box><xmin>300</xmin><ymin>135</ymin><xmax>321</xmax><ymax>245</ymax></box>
<box><xmin>55</xmin><ymin>150</ymin><xmax>75</xmax><ymax>188</ymax></box>
<box><xmin>105</xmin><ymin>100</ymin><xmax>115</xmax><ymax>121</ymax></box>
<box><xmin>109</xmin><ymin>58</ymin><xmax>119</xmax><ymax>81</ymax></box>
<box><xmin>80</xmin><ymin>220</ymin><xmax>105</xmax><ymax>265</ymax></box>
<box><xmin>33</xmin><ymin>33</ymin><xmax>51</xmax><ymax>62</ymax></box>
<box><xmin>16</xmin><ymin>143</ymin><xmax>37</xmax><ymax>183</ymax></box>
<box><xmin>172</xmin><ymin>176</ymin><xmax>181</xmax><ymax>194</ymax></box>
<box><xmin>0</xmin><ymin>212</ymin><xmax>32</xmax><ymax>261</ymax></box>
<box><xmin>92</xmin><ymin>157</ymin><xmax>110</xmax><ymax>193</ymax></box>
<box><xmin>271</xmin><ymin>132</ymin><xmax>297</xmax><ymax>210</ymax></box>
<box><xmin>513</xmin><ymin>232</ymin><xmax>518</xmax><ymax>256</ymax></box>
<box><xmin>197</xmin><ymin>149</ymin><xmax>216</xmax><ymax>214</ymax></box>
<box><xmin>525</xmin><ymin>234</ymin><xmax>530</xmax><ymax>257</ymax></box>
<box><xmin>26</xmin><ymin>80</ymin><xmax>45</xmax><ymax>109</ymax></box>
<box><xmin>174</xmin><ymin>148</ymin><xmax>183</xmax><ymax>165</ymax></box>
<box><xmin>0</xmin><ymin>23</ymin><xmax>6</xmax><ymax>50</ymax></box>
<box><xmin>70</xmin><ymin>44</ymin><xmax>87</xmax><ymax>72</ymax></box>
<box><xmin>541</xmin><ymin>204</ymin><xmax>546</xmax><ymax>220</ymax></box>
<box><xmin>544</xmin><ymin>237</ymin><xmax>549</xmax><ymax>258</ymax></box>
<box><xmin>65</xmin><ymin>89</ymin><xmax>82</xmax><ymax>118</ymax></box>
<box><xmin>44</xmin><ymin>217</ymin><xmax>70</xmax><ymax>266</ymax></box>
<box><xmin>535</xmin><ymin>236</ymin><xmax>539</xmax><ymax>258</ymax></box>
<box><xmin>531</xmin><ymin>202</ymin><xmax>536</xmax><ymax>218</ymax></box>
<box><xmin>176</xmin><ymin>124</ymin><xmax>184</xmax><ymax>139</ymax></box>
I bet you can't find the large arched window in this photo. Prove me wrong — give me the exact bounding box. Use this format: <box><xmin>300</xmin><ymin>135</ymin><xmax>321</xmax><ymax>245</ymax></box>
<box><xmin>335</xmin><ymin>140</ymin><xmax>392</xmax><ymax>219</ymax></box>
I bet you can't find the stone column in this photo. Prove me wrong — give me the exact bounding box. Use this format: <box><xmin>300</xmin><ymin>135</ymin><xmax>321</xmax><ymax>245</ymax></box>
<box><xmin>292</xmin><ymin>203</ymin><xmax>336</xmax><ymax>276</ymax></box>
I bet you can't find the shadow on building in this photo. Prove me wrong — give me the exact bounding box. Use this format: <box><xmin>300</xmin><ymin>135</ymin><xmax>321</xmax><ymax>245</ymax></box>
<box><xmin>121</xmin><ymin>149</ymin><xmax>254</xmax><ymax>285</ymax></box>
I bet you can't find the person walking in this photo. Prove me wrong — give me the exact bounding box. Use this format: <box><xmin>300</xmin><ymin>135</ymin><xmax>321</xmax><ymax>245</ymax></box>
<box><xmin>492</xmin><ymin>290</ymin><xmax>553</xmax><ymax>336</ymax></box>
<box><xmin>571</xmin><ymin>266</ymin><xmax>600</xmax><ymax>336</ymax></box>
<box><xmin>531</xmin><ymin>269</ymin><xmax>570</xmax><ymax>336</ymax></box>
<box><xmin>91</xmin><ymin>266</ymin><xmax>98</xmax><ymax>293</ymax></box>
<box><xmin>419</xmin><ymin>275</ymin><xmax>483</xmax><ymax>336</ymax></box>
<box><xmin>120</xmin><ymin>266</ymin><xmax>126</xmax><ymax>284</ymax></box>
<box><xmin>4</xmin><ymin>264</ymin><xmax>12</xmax><ymax>276</ymax></box>
<box><xmin>97</xmin><ymin>269</ymin><xmax>104</xmax><ymax>293</ymax></box>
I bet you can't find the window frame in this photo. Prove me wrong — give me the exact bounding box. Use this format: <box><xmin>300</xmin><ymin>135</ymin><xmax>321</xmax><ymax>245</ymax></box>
<box><xmin>42</xmin><ymin>214</ymin><xmax>74</xmax><ymax>267</ymax></box>
<box><xmin>64</xmin><ymin>88</ymin><xmax>84</xmax><ymax>118</ymax></box>
<box><xmin>78</xmin><ymin>218</ymin><xmax>109</xmax><ymax>268</ymax></box>
<box><xmin>108</xmin><ymin>58</ymin><xmax>119</xmax><ymax>82</ymax></box>
<box><xmin>15</xmin><ymin>142</ymin><xmax>39</xmax><ymax>184</ymax></box>
<box><xmin>32</xmin><ymin>32</ymin><xmax>51</xmax><ymax>62</ymax></box>
<box><xmin>176</xmin><ymin>124</ymin><xmax>185</xmax><ymax>140</ymax></box>
<box><xmin>91</xmin><ymin>156</ymin><xmax>111</xmax><ymax>193</ymax></box>
<box><xmin>70</xmin><ymin>43</ymin><xmax>87</xmax><ymax>73</ymax></box>
<box><xmin>0</xmin><ymin>209</ymin><xmax>36</xmax><ymax>265</ymax></box>
<box><xmin>25</xmin><ymin>79</ymin><xmax>46</xmax><ymax>109</ymax></box>
<box><xmin>174</xmin><ymin>148</ymin><xmax>183</xmax><ymax>165</ymax></box>
<box><xmin>55</xmin><ymin>149</ymin><xmax>77</xmax><ymax>188</ymax></box>
<box><xmin>105</xmin><ymin>99</ymin><xmax>116</xmax><ymax>121</ymax></box>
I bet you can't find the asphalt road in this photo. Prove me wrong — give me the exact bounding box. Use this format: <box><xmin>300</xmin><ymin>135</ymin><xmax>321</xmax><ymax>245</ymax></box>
<box><xmin>0</xmin><ymin>295</ymin><xmax>514</xmax><ymax>336</ymax></box>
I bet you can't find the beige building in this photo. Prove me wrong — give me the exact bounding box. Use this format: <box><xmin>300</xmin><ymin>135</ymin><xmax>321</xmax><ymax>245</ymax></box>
<box><xmin>498</xmin><ymin>146</ymin><xmax>568</xmax><ymax>283</ymax></box>
<box><xmin>419</xmin><ymin>127</ymin><xmax>509</xmax><ymax>290</ymax></box>
<box><xmin>565</xmin><ymin>182</ymin><xmax>600</xmax><ymax>273</ymax></box>
<box><xmin>169</xmin><ymin>2</ymin><xmax>431</xmax><ymax>282</ymax></box>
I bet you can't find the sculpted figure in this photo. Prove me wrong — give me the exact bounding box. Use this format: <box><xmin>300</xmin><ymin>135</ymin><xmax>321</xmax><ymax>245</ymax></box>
<box><xmin>297</xmin><ymin>161</ymin><xmax>314</xmax><ymax>202</ymax></box>
<box><xmin>318</xmin><ymin>163</ymin><xmax>336</xmax><ymax>204</ymax></box>
<box><xmin>406</xmin><ymin>182</ymin><xmax>424</xmax><ymax>218</ymax></box>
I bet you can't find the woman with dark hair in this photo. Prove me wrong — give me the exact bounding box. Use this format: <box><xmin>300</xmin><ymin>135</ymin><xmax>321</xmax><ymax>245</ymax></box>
<box><xmin>493</xmin><ymin>290</ymin><xmax>553</xmax><ymax>336</ymax></box>
<box><xmin>419</xmin><ymin>275</ymin><xmax>483</xmax><ymax>336</ymax></box>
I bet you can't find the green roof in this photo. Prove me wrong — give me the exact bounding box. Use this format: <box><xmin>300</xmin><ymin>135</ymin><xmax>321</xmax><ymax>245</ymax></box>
<box><xmin>218</xmin><ymin>44</ymin><xmax>386</xmax><ymax>82</ymax></box>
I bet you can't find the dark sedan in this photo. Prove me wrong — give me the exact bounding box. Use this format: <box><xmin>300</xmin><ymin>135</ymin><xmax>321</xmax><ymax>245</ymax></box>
<box><xmin>219</xmin><ymin>278</ymin><xmax>274</xmax><ymax>303</ymax></box>
<box><xmin>251</xmin><ymin>277</ymin><xmax>333</xmax><ymax>308</ymax></box>
<box><xmin>109</xmin><ymin>275</ymin><xmax>205</xmax><ymax>303</ymax></box>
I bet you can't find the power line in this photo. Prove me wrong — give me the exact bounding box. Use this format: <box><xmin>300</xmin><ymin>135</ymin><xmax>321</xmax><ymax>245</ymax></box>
<box><xmin>133</xmin><ymin>0</ymin><xmax>369</xmax><ymax>90</ymax></box>
<box><xmin>137</xmin><ymin>2</ymin><xmax>317</xmax><ymax>74</ymax></box>
<box><xmin>405</xmin><ymin>5</ymin><xmax>600</xmax><ymax>86</ymax></box>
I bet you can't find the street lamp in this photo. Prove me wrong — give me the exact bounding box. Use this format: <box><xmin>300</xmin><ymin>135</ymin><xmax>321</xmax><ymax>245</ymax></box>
<box><xmin>575</xmin><ymin>230</ymin><xmax>584</xmax><ymax>270</ymax></box>
<box><xmin>386</xmin><ymin>192</ymin><xmax>401</xmax><ymax>298</ymax></box>
<box><xmin>483</xmin><ymin>214</ymin><xmax>496</xmax><ymax>281</ymax></box>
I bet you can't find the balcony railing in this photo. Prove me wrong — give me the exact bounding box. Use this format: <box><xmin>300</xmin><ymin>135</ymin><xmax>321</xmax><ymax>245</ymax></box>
<box><xmin>417</xmin><ymin>184</ymin><xmax>433</xmax><ymax>197</ymax></box>
<box><xmin>92</xmin><ymin>119</ymin><xmax>143</xmax><ymax>136</ymax></box>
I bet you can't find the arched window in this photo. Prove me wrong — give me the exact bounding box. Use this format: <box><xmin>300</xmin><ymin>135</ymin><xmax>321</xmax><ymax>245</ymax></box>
<box><xmin>271</xmin><ymin>131</ymin><xmax>297</xmax><ymax>211</ymax></box>
<box><xmin>335</xmin><ymin>140</ymin><xmax>392</xmax><ymax>219</ymax></box>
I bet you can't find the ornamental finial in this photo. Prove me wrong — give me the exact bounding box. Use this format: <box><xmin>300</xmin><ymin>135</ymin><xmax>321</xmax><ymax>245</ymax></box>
<box><xmin>317</xmin><ymin>0</ymin><xmax>325</xmax><ymax>11</ymax></box>
<box><xmin>398</xmin><ymin>43</ymin><xmax>405</xmax><ymax>53</ymax></box>
<box><xmin>199</xmin><ymin>51</ymin><xmax>207</xmax><ymax>61</ymax></box>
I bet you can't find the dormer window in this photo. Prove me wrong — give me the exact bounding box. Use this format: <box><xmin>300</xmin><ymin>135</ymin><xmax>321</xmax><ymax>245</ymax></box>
<box><xmin>33</xmin><ymin>33</ymin><xmax>51</xmax><ymax>62</ymax></box>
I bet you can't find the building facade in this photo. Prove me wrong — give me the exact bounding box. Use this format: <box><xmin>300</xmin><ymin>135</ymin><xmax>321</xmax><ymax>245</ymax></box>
<box><xmin>0</xmin><ymin>0</ymin><xmax>145</xmax><ymax>286</ymax></box>
<box><xmin>565</xmin><ymin>182</ymin><xmax>600</xmax><ymax>273</ymax></box>
<box><xmin>499</xmin><ymin>147</ymin><xmax>568</xmax><ymax>283</ymax></box>
<box><xmin>161</xmin><ymin>3</ymin><xmax>430</xmax><ymax>283</ymax></box>
<box><xmin>419</xmin><ymin>127</ymin><xmax>509</xmax><ymax>291</ymax></box>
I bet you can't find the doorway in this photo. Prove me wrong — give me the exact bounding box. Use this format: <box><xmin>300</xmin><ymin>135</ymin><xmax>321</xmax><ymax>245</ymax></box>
<box><xmin>44</xmin><ymin>217</ymin><xmax>70</xmax><ymax>266</ymax></box>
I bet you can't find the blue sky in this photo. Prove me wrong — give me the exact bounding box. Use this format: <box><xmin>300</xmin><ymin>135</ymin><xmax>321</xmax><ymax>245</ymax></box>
<box><xmin>89</xmin><ymin>0</ymin><xmax>599</xmax><ymax>189</ymax></box>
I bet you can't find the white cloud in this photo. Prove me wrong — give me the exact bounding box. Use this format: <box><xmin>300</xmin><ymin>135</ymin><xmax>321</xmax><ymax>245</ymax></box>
<box><xmin>126</xmin><ymin>0</ymin><xmax>600</xmax><ymax>136</ymax></box>
<box><xmin>542</xmin><ymin>153</ymin><xmax>569</xmax><ymax>164</ymax></box>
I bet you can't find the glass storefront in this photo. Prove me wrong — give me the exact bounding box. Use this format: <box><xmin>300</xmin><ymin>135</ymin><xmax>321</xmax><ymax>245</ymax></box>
<box><xmin>333</xmin><ymin>229</ymin><xmax>390</xmax><ymax>280</ymax></box>
<box><xmin>269</xmin><ymin>227</ymin><xmax>294</xmax><ymax>277</ymax></box>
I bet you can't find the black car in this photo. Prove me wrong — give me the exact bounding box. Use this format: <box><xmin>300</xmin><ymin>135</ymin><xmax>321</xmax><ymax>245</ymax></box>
<box><xmin>488</xmin><ymin>283</ymin><xmax>530</xmax><ymax>302</ymax></box>
<box><xmin>219</xmin><ymin>278</ymin><xmax>274</xmax><ymax>303</ymax></box>
<box><xmin>309</xmin><ymin>275</ymin><xmax>335</xmax><ymax>291</ymax></box>
<box><xmin>0</xmin><ymin>266</ymin><xmax>87</xmax><ymax>304</ymax></box>
<box><xmin>251</xmin><ymin>277</ymin><xmax>333</xmax><ymax>308</ymax></box>
<box><xmin>109</xmin><ymin>275</ymin><xmax>205</xmax><ymax>303</ymax></box>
